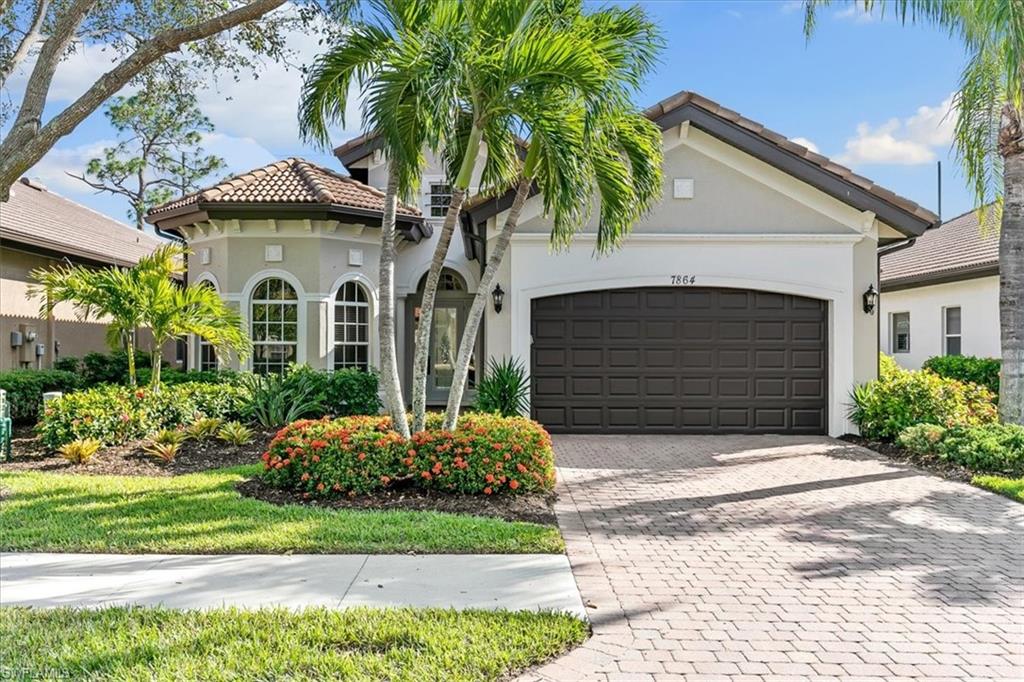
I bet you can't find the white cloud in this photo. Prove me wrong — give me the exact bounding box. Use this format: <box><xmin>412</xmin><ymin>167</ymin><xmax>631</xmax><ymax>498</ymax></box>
<box><xmin>836</xmin><ymin>94</ymin><xmax>955</xmax><ymax>166</ymax></box>
<box><xmin>3</xmin><ymin>42</ymin><xmax>124</xmax><ymax>107</ymax></box>
<box><xmin>790</xmin><ymin>137</ymin><xmax>819</xmax><ymax>154</ymax></box>
<box><xmin>24</xmin><ymin>140</ymin><xmax>116</xmax><ymax>195</ymax></box>
<box><xmin>780</xmin><ymin>1</ymin><xmax>804</xmax><ymax>14</ymax></box>
<box><xmin>834</xmin><ymin>3</ymin><xmax>876</xmax><ymax>23</ymax></box>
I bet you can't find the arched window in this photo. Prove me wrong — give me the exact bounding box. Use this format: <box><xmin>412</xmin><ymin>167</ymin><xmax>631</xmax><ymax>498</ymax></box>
<box><xmin>196</xmin><ymin>281</ymin><xmax>218</xmax><ymax>371</ymax></box>
<box><xmin>334</xmin><ymin>281</ymin><xmax>370</xmax><ymax>370</ymax></box>
<box><xmin>250</xmin><ymin>277</ymin><xmax>298</xmax><ymax>375</ymax></box>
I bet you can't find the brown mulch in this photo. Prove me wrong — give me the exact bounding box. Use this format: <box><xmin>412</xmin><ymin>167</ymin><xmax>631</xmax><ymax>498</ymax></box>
<box><xmin>0</xmin><ymin>425</ymin><xmax>272</xmax><ymax>476</ymax></box>
<box><xmin>841</xmin><ymin>434</ymin><xmax>975</xmax><ymax>483</ymax></box>
<box><xmin>236</xmin><ymin>477</ymin><xmax>558</xmax><ymax>525</ymax></box>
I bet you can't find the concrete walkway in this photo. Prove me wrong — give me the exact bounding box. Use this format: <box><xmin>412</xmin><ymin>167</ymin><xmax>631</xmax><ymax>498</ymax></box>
<box><xmin>0</xmin><ymin>552</ymin><xmax>586</xmax><ymax>617</ymax></box>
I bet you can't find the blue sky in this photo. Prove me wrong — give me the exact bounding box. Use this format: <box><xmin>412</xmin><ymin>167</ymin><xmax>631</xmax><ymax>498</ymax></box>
<box><xmin>9</xmin><ymin>0</ymin><xmax>970</xmax><ymax>229</ymax></box>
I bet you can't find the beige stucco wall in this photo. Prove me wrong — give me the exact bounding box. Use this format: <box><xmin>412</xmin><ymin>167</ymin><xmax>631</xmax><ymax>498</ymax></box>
<box><xmin>880</xmin><ymin>275</ymin><xmax>1000</xmax><ymax>369</ymax></box>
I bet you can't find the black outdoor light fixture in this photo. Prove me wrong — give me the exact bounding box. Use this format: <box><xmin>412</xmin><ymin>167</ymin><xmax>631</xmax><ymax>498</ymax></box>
<box><xmin>492</xmin><ymin>283</ymin><xmax>505</xmax><ymax>314</ymax></box>
<box><xmin>863</xmin><ymin>283</ymin><xmax>878</xmax><ymax>315</ymax></box>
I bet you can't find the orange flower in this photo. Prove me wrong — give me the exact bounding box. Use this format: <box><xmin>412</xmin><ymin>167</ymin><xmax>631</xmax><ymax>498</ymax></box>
<box><xmin>380</xmin><ymin>475</ymin><xmax>391</xmax><ymax>485</ymax></box>
<box><xmin>301</xmin><ymin>472</ymin><xmax>310</xmax><ymax>481</ymax></box>
<box><xmin>358</xmin><ymin>453</ymin><xmax>366</xmax><ymax>461</ymax></box>
<box><xmin>485</xmin><ymin>473</ymin><xmax>495</xmax><ymax>483</ymax></box>
<box><xmin>483</xmin><ymin>486</ymin><xmax>493</xmax><ymax>495</ymax></box>
<box><xmin>316</xmin><ymin>482</ymin><xmax>325</xmax><ymax>491</ymax></box>
<box><xmin>516</xmin><ymin>463</ymin><xmax>527</xmax><ymax>473</ymax></box>
<box><xmin>509</xmin><ymin>480</ymin><xmax>520</xmax><ymax>490</ymax></box>
<box><xmin>421</xmin><ymin>470</ymin><xmax>432</xmax><ymax>480</ymax></box>
<box><xmin>312</xmin><ymin>455</ymin><xmax>320</xmax><ymax>463</ymax></box>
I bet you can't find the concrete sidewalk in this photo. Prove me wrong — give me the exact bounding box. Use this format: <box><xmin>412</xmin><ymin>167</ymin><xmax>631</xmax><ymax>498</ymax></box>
<box><xmin>0</xmin><ymin>553</ymin><xmax>586</xmax><ymax>617</ymax></box>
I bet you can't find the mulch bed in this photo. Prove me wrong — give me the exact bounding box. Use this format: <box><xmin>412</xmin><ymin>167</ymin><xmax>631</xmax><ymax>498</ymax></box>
<box><xmin>237</xmin><ymin>477</ymin><xmax>558</xmax><ymax>526</ymax></box>
<box><xmin>0</xmin><ymin>425</ymin><xmax>271</xmax><ymax>477</ymax></box>
<box><xmin>841</xmin><ymin>434</ymin><xmax>975</xmax><ymax>483</ymax></box>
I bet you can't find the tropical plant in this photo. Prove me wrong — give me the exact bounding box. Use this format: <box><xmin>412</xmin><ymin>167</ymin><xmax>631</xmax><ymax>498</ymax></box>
<box><xmin>218</xmin><ymin>420</ymin><xmax>254</xmax><ymax>447</ymax></box>
<box><xmin>58</xmin><ymin>438</ymin><xmax>102</xmax><ymax>465</ymax></box>
<box><xmin>474</xmin><ymin>357</ymin><xmax>531</xmax><ymax>417</ymax></box>
<box><xmin>149</xmin><ymin>428</ymin><xmax>187</xmax><ymax>446</ymax></box>
<box><xmin>441</xmin><ymin>1</ymin><xmax>665</xmax><ymax>430</ymax></box>
<box><xmin>186</xmin><ymin>417</ymin><xmax>223</xmax><ymax>440</ymax></box>
<box><xmin>240</xmin><ymin>372</ymin><xmax>323</xmax><ymax>428</ymax></box>
<box><xmin>144</xmin><ymin>440</ymin><xmax>181</xmax><ymax>463</ymax></box>
<box><xmin>804</xmin><ymin>0</ymin><xmax>1024</xmax><ymax>425</ymax></box>
<box><xmin>897</xmin><ymin>423</ymin><xmax>948</xmax><ymax>456</ymax></box>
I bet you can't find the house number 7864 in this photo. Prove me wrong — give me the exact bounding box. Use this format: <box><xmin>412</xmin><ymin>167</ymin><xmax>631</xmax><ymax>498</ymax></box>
<box><xmin>670</xmin><ymin>275</ymin><xmax>696</xmax><ymax>285</ymax></box>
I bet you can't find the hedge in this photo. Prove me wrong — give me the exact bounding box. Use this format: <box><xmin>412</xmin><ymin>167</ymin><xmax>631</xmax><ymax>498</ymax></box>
<box><xmin>939</xmin><ymin>423</ymin><xmax>1024</xmax><ymax>476</ymax></box>
<box><xmin>922</xmin><ymin>355</ymin><xmax>1001</xmax><ymax>397</ymax></box>
<box><xmin>260</xmin><ymin>413</ymin><xmax>555</xmax><ymax>497</ymax></box>
<box><xmin>36</xmin><ymin>382</ymin><xmax>248</xmax><ymax>449</ymax></box>
<box><xmin>850</xmin><ymin>355</ymin><xmax>997</xmax><ymax>440</ymax></box>
<box><xmin>0</xmin><ymin>370</ymin><xmax>82</xmax><ymax>423</ymax></box>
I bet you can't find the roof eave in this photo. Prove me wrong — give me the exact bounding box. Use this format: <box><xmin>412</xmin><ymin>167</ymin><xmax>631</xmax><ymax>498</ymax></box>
<box><xmin>881</xmin><ymin>262</ymin><xmax>1000</xmax><ymax>292</ymax></box>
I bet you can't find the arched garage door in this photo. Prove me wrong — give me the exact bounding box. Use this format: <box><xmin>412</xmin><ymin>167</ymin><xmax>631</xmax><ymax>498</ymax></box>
<box><xmin>530</xmin><ymin>287</ymin><xmax>828</xmax><ymax>434</ymax></box>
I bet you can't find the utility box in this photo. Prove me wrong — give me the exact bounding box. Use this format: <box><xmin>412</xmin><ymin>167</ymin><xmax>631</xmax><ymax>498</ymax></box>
<box><xmin>18</xmin><ymin>325</ymin><xmax>38</xmax><ymax>364</ymax></box>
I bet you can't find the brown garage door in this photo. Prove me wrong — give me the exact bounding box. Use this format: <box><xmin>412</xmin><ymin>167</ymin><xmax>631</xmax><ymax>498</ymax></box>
<box><xmin>531</xmin><ymin>287</ymin><xmax>827</xmax><ymax>434</ymax></box>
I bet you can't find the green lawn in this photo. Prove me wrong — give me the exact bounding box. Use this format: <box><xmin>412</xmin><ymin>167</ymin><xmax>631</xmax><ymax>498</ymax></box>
<box><xmin>0</xmin><ymin>606</ymin><xmax>587</xmax><ymax>682</ymax></box>
<box><xmin>0</xmin><ymin>466</ymin><xmax>563</xmax><ymax>554</ymax></box>
<box><xmin>973</xmin><ymin>474</ymin><xmax>1024</xmax><ymax>503</ymax></box>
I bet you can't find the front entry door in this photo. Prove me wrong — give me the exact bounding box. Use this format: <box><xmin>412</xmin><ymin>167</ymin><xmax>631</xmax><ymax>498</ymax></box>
<box><xmin>406</xmin><ymin>269</ymin><xmax>479</xmax><ymax>406</ymax></box>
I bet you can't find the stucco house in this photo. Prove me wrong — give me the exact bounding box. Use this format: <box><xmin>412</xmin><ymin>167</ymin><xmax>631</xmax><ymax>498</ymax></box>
<box><xmin>1</xmin><ymin>177</ymin><xmax>173</xmax><ymax>371</ymax></box>
<box><xmin>147</xmin><ymin>90</ymin><xmax>938</xmax><ymax>437</ymax></box>
<box><xmin>879</xmin><ymin>208</ymin><xmax>1000</xmax><ymax>369</ymax></box>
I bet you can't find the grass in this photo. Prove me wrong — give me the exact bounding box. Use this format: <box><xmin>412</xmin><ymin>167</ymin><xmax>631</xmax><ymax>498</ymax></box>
<box><xmin>973</xmin><ymin>474</ymin><xmax>1024</xmax><ymax>503</ymax></box>
<box><xmin>0</xmin><ymin>606</ymin><xmax>588</xmax><ymax>682</ymax></box>
<box><xmin>0</xmin><ymin>466</ymin><xmax>563</xmax><ymax>554</ymax></box>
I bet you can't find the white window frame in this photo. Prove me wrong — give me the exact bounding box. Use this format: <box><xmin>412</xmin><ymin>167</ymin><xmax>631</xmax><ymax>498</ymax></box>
<box><xmin>192</xmin><ymin>273</ymin><xmax>221</xmax><ymax>371</ymax></box>
<box><xmin>243</xmin><ymin>272</ymin><xmax>304</xmax><ymax>375</ymax></box>
<box><xmin>891</xmin><ymin>311</ymin><xmax>911</xmax><ymax>354</ymax></box>
<box><xmin>327</xmin><ymin>273</ymin><xmax>378</xmax><ymax>372</ymax></box>
<box><xmin>333</xmin><ymin>280</ymin><xmax>371</xmax><ymax>371</ymax></box>
<box><xmin>943</xmin><ymin>306</ymin><xmax>962</xmax><ymax>356</ymax></box>
<box><xmin>423</xmin><ymin>175</ymin><xmax>453</xmax><ymax>220</ymax></box>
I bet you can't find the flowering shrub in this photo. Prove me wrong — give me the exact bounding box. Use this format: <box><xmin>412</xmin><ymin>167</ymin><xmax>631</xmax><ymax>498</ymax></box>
<box><xmin>260</xmin><ymin>413</ymin><xmax>555</xmax><ymax>497</ymax></box>
<box><xmin>37</xmin><ymin>382</ymin><xmax>247</xmax><ymax>449</ymax></box>
<box><xmin>850</xmin><ymin>355</ymin><xmax>997</xmax><ymax>440</ymax></box>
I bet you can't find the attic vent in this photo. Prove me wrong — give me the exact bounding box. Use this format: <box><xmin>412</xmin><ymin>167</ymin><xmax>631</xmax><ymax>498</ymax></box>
<box><xmin>19</xmin><ymin>177</ymin><xmax>47</xmax><ymax>191</ymax></box>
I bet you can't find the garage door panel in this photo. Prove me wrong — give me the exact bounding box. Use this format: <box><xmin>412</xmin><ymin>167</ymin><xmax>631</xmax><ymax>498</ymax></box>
<box><xmin>531</xmin><ymin>287</ymin><xmax>827</xmax><ymax>435</ymax></box>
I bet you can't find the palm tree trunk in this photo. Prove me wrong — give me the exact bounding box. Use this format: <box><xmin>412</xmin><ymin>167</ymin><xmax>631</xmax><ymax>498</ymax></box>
<box><xmin>379</xmin><ymin>166</ymin><xmax>411</xmax><ymax>438</ymax></box>
<box><xmin>150</xmin><ymin>347</ymin><xmax>162</xmax><ymax>390</ymax></box>
<box><xmin>410</xmin><ymin>186</ymin><xmax>466</xmax><ymax>432</ymax></box>
<box><xmin>999</xmin><ymin>126</ymin><xmax>1024</xmax><ymax>424</ymax></box>
<box><xmin>126</xmin><ymin>335</ymin><xmax>137</xmax><ymax>387</ymax></box>
<box><xmin>442</xmin><ymin>175</ymin><xmax>532</xmax><ymax>431</ymax></box>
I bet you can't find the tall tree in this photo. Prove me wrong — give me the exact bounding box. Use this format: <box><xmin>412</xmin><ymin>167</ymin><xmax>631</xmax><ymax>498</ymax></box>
<box><xmin>69</xmin><ymin>76</ymin><xmax>225</xmax><ymax>229</ymax></box>
<box><xmin>0</xmin><ymin>0</ymin><xmax>356</xmax><ymax>198</ymax></box>
<box><xmin>804</xmin><ymin>0</ymin><xmax>1024</xmax><ymax>424</ymax></box>
<box><xmin>441</xmin><ymin>3</ymin><xmax>665</xmax><ymax>430</ymax></box>
<box><xmin>299</xmin><ymin>0</ymin><xmax>459</xmax><ymax>438</ymax></box>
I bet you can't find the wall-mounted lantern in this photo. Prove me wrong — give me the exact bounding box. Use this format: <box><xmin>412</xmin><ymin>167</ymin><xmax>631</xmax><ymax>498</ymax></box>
<box><xmin>492</xmin><ymin>283</ymin><xmax>505</xmax><ymax>314</ymax></box>
<box><xmin>862</xmin><ymin>284</ymin><xmax>878</xmax><ymax>315</ymax></box>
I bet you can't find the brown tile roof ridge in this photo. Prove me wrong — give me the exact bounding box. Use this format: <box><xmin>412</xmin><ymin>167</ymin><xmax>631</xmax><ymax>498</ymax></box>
<box><xmin>880</xmin><ymin>206</ymin><xmax>999</xmax><ymax>284</ymax></box>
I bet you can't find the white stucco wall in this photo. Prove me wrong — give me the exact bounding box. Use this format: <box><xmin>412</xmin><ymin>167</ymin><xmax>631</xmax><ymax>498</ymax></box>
<box><xmin>880</xmin><ymin>275</ymin><xmax>1000</xmax><ymax>369</ymax></box>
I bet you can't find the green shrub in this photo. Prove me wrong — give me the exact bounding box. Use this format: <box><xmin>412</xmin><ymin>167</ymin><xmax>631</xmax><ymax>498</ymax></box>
<box><xmin>81</xmin><ymin>350</ymin><xmax>150</xmax><ymax>386</ymax></box>
<box><xmin>286</xmin><ymin>365</ymin><xmax>380</xmax><ymax>417</ymax></box>
<box><xmin>52</xmin><ymin>357</ymin><xmax>80</xmax><ymax>373</ymax></box>
<box><xmin>241</xmin><ymin>371</ymin><xmax>324</xmax><ymax>428</ymax></box>
<box><xmin>474</xmin><ymin>357</ymin><xmax>530</xmax><ymax>417</ymax></box>
<box><xmin>850</xmin><ymin>357</ymin><xmax>997</xmax><ymax>440</ymax></box>
<box><xmin>0</xmin><ymin>369</ymin><xmax>82</xmax><ymax>423</ymax></box>
<box><xmin>897</xmin><ymin>423</ymin><xmax>947</xmax><ymax>456</ymax></box>
<box><xmin>260</xmin><ymin>413</ymin><xmax>555</xmax><ymax>497</ymax></box>
<box><xmin>218</xmin><ymin>420</ymin><xmax>254</xmax><ymax>446</ymax></box>
<box><xmin>36</xmin><ymin>382</ymin><xmax>247</xmax><ymax>449</ymax></box>
<box><xmin>938</xmin><ymin>423</ymin><xmax>1024</xmax><ymax>476</ymax></box>
<box><xmin>923</xmin><ymin>355</ymin><xmax>1001</xmax><ymax>397</ymax></box>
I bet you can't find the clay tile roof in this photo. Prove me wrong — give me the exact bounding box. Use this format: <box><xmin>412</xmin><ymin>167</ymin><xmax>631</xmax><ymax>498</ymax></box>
<box><xmin>2</xmin><ymin>177</ymin><xmax>164</xmax><ymax>266</ymax></box>
<box><xmin>148</xmin><ymin>157</ymin><xmax>421</xmax><ymax>219</ymax></box>
<box><xmin>880</xmin><ymin>208</ymin><xmax>999</xmax><ymax>287</ymax></box>
<box><xmin>644</xmin><ymin>90</ymin><xmax>939</xmax><ymax>228</ymax></box>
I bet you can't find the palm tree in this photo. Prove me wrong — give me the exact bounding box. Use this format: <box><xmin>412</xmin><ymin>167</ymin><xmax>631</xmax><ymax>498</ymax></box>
<box><xmin>31</xmin><ymin>243</ymin><xmax>250</xmax><ymax>389</ymax></box>
<box><xmin>133</xmin><ymin>244</ymin><xmax>251</xmax><ymax>388</ymax></box>
<box><xmin>440</xmin><ymin>5</ymin><xmax>665</xmax><ymax>430</ymax></box>
<box><xmin>299</xmin><ymin>0</ymin><xmax>459</xmax><ymax>438</ymax></box>
<box><xmin>804</xmin><ymin>0</ymin><xmax>1023</xmax><ymax>424</ymax></box>
<box><xmin>30</xmin><ymin>262</ymin><xmax>145</xmax><ymax>386</ymax></box>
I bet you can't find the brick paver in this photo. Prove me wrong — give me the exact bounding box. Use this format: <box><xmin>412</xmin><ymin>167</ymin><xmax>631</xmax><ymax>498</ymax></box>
<box><xmin>521</xmin><ymin>435</ymin><xmax>1024</xmax><ymax>681</ymax></box>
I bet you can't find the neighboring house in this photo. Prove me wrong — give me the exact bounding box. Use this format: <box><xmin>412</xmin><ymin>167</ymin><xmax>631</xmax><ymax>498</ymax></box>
<box><xmin>0</xmin><ymin>177</ymin><xmax>173</xmax><ymax>371</ymax></box>
<box><xmin>879</xmin><ymin>208</ymin><xmax>1000</xmax><ymax>369</ymax></box>
<box><xmin>148</xmin><ymin>90</ymin><xmax>938</xmax><ymax>437</ymax></box>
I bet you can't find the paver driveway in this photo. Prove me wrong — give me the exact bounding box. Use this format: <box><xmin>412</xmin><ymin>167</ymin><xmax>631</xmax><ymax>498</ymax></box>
<box><xmin>523</xmin><ymin>435</ymin><xmax>1023</xmax><ymax>682</ymax></box>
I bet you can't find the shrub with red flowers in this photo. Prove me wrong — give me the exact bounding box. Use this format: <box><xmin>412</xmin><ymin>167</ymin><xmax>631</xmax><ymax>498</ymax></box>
<box><xmin>259</xmin><ymin>412</ymin><xmax>555</xmax><ymax>497</ymax></box>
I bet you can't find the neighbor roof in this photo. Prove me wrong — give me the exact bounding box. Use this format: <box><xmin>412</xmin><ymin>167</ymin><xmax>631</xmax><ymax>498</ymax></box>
<box><xmin>1</xmin><ymin>177</ymin><xmax>165</xmax><ymax>266</ymax></box>
<box><xmin>147</xmin><ymin>158</ymin><xmax>428</xmax><ymax>241</ymax></box>
<box><xmin>880</xmin><ymin>208</ymin><xmax>999</xmax><ymax>291</ymax></box>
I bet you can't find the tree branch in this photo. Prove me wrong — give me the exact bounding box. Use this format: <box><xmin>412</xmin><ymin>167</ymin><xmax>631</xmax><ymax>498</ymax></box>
<box><xmin>0</xmin><ymin>0</ymin><xmax>288</xmax><ymax>196</ymax></box>
<box><xmin>1</xmin><ymin>0</ymin><xmax>51</xmax><ymax>83</ymax></box>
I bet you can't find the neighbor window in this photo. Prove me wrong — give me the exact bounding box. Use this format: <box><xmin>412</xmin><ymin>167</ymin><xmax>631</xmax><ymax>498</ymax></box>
<box><xmin>892</xmin><ymin>312</ymin><xmax>910</xmax><ymax>353</ymax></box>
<box><xmin>944</xmin><ymin>306</ymin><xmax>962</xmax><ymax>356</ymax></box>
<box><xmin>427</xmin><ymin>181</ymin><xmax>452</xmax><ymax>218</ymax></box>
<box><xmin>250</xmin><ymin>277</ymin><xmax>298</xmax><ymax>375</ymax></box>
<box><xmin>334</xmin><ymin>281</ymin><xmax>370</xmax><ymax>371</ymax></box>
<box><xmin>197</xmin><ymin>281</ymin><xmax>218</xmax><ymax>371</ymax></box>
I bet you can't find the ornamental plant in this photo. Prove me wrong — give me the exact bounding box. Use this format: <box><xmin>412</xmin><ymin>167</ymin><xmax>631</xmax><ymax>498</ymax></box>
<box><xmin>939</xmin><ymin>423</ymin><xmax>1024</xmax><ymax>476</ymax></box>
<box><xmin>923</xmin><ymin>355</ymin><xmax>1001</xmax><ymax>398</ymax></box>
<box><xmin>259</xmin><ymin>413</ymin><xmax>555</xmax><ymax>497</ymax></box>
